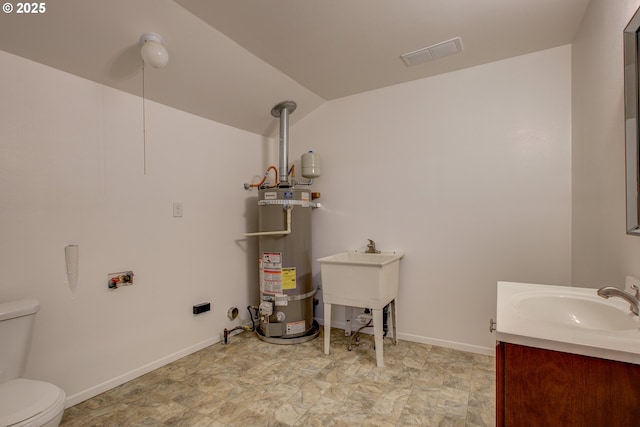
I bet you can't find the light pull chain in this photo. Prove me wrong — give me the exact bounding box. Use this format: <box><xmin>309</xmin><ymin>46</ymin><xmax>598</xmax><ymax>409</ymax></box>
<box><xmin>142</xmin><ymin>61</ymin><xmax>147</xmax><ymax>175</ymax></box>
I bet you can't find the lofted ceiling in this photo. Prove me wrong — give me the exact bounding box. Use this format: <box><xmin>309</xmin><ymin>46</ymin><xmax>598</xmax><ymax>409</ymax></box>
<box><xmin>0</xmin><ymin>0</ymin><xmax>590</xmax><ymax>136</ymax></box>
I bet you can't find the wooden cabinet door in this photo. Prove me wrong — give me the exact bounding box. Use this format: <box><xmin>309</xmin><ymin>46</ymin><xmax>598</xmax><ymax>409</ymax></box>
<box><xmin>501</xmin><ymin>343</ymin><xmax>640</xmax><ymax>427</ymax></box>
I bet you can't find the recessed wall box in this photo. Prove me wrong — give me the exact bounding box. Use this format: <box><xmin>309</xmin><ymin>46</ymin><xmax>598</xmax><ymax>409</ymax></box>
<box><xmin>108</xmin><ymin>271</ymin><xmax>134</xmax><ymax>289</ymax></box>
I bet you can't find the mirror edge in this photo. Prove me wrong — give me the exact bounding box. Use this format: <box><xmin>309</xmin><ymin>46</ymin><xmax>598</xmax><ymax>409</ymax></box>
<box><xmin>624</xmin><ymin>7</ymin><xmax>640</xmax><ymax>235</ymax></box>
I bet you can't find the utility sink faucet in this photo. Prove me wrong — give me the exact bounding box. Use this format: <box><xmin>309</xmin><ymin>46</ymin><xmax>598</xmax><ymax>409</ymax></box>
<box><xmin>366</xmin><ymin>239</ymin><xmax>380</xmax><ymax>254</ymax></box>
<box><xmin>597</xmin><ymin>286</ymin><xmax>640</xmax><ymax>316</ymax></box>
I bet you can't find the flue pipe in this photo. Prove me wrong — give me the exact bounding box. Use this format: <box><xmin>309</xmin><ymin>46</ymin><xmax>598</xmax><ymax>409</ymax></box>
<box><xmin>271</xmin><ymin>101</ymin><xmax>297</xmax><ymax>186</ymax></box>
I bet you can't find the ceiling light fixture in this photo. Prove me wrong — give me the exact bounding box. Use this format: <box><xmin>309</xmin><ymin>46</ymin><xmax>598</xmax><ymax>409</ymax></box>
<box><xmin>139</xmin><ymin>33</ymin><xmax>169</xmax><ymax>69</ymax></box>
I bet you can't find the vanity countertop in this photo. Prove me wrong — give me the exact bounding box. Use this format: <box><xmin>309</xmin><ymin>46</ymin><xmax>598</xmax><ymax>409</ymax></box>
<box><xmin>496</xmin><ymin>281</ymin><xmax>640</xmax><ymax>365</ymax></box>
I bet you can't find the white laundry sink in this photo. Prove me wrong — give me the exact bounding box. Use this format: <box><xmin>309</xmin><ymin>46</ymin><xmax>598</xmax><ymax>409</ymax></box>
<box><xmin>317</xmin><ymin>251</ymin><xmax>404</xmax><ymax>309</ymax></box>
<box><xmin>318</xmin><ymin>250</ymin><xmax>404</xmax><ymax>367</ymax></box>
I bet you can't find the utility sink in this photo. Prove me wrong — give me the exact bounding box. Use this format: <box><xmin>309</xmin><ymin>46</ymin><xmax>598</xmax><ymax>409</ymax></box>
<box><xmin>318</xmin><ymin>251</ymin><xmax>404</xmax><ymax>267</ymax></box>
<box><xmin>318</xmin><ymin>251</ymin><xmax>404</xmax><ymax>367</ymax></box>
<box><xmin>317</xmin><ymin>251</ymin><xmax>404</xmax><ymax>309</ymax></box>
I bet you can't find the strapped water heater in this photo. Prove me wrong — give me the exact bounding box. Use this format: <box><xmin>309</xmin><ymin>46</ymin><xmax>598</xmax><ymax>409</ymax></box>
<box><xmin>243</xmin><ymin>101</ymin><xmax>321</xmax><ymax>344</ymax></box>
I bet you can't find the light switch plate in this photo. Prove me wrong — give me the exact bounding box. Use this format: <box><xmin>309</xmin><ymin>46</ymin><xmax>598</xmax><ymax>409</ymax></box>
<box><xmin>173</xmin><ymin>202</ymin><xmax>183</xmax><ymax>217</ymax></box>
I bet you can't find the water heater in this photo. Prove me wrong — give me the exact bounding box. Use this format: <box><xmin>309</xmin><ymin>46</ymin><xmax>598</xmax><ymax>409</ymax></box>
<box><xmin>244</xmin><ymin>101</ymin><xmax>320</xmax><ymax>344</ymax></box>
<box><xmin>256</xmin><ymin>188</ymin><xmax>317</xmax><ymax>342</ymax></box>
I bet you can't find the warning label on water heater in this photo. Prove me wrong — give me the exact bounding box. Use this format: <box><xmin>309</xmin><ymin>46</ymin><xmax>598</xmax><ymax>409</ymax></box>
<box><xmin>286</xmin><ymin>320</ymin><xmax>306</xmax><ymax>335</ymax></box>
<box><xmin>263</xmin><ymin>252</ymin><xmax>281</xmax><ymax>266</ymax></box>
<box><xmin>282</xmin><ymin>267</ymin><xmax>296</xmax><ymax>290</ymax></box>
<box><xmin>261</xmin><ymin>252</ymin><xmax>282</xmax><ymax>293</ymax></box>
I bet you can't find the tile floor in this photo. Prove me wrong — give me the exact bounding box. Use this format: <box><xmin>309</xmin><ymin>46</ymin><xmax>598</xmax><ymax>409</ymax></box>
<box><xmin>60</xmin><ymin>328</ymin><xmax>496</xmax><ymax>426</ymax></box>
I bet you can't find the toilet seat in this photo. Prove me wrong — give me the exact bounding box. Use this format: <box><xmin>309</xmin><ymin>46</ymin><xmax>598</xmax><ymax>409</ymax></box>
<box><xmin>0</xmin><ymin>378</ymin><xmax>65</xmax><ymax>427</ymax></box>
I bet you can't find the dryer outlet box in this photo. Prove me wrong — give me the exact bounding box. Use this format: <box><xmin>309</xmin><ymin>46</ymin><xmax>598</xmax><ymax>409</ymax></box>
<box><xmin>193</xmin><ymin>302</ymin><xmax>211</xmax><ymax>315</ymax></box>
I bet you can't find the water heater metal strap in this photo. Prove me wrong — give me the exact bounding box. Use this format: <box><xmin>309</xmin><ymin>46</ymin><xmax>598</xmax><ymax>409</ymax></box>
<box><xmin>258</xmin><ymin>199</ymin><xmax>320</xmax><ymax>208</ymax></box>
<box><xmin>261</xmin><ymin>287</ymin><xmax>317</xmax><ymax>302</ymax></box>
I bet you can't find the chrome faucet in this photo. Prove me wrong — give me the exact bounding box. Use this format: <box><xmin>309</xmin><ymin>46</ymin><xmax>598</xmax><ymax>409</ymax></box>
<box><xmin>366</xmin><ymin>239</ymin><xmax>380</xmax><ymax>254</ymax></box>
<box><xmin>597</xmin><ymin>286</ymin><xmax>640</xmax><ymax>316</ymax></box>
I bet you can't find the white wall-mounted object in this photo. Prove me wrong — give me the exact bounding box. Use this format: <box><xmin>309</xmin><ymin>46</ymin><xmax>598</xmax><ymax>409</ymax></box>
<box><xmin>64</xmin><ymin>245</ymin><xmax>78</xmax><ymax>290</ymax></box>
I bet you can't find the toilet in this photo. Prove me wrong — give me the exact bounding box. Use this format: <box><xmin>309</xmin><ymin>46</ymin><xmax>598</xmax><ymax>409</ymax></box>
<box><xmin>0</xmin><ymin>299</ymin><xmax>66</xmax><ymax>427</ymax></box>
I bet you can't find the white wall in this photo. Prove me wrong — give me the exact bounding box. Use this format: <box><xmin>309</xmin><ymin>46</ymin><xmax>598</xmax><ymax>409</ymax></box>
<box><xmin>0</xmin><ymin>50</ymin><xmax>265</xmax><ymax>404</ymax></box>
<box><xmin>571</xmin><ymin>0</ymin><xmax>640</xmax><ymax>287</ymax></box>
<box><xmin>291</xmin><ymin>46</ymin><xmax>572</xmax><ymax>354</ymax></box>
<box><xmin>0</xmin><ymin>33</ymin><xmax>574</xmax><ymax>406</ymax></box>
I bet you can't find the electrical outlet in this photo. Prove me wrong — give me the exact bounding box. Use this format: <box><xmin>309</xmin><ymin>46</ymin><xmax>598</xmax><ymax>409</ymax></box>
<box><xmin>625</xmin><ymin>276</ymin><xmax>640</xmax><ymax>293</ymax></box>
<box><xmin>108</xmin><ymin>271</ymin><xmax>134</xmax><ymax>290</ymax></box>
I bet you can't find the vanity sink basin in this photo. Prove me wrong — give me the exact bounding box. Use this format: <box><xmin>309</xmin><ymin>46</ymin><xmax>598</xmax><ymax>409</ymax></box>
<box><xmin>497</xmin><ymin>282</ymin><xmax>640</xmax><ymax>365</ymax></box>
<box><xmin>512</xmin><ymin>292</ymin><xmax>639</xmax><ymax>331</ymax></box>
<box><xmin>317</xmin><ymin>251</ymin><xmax>404</xmax><ymax>308</ymax></box>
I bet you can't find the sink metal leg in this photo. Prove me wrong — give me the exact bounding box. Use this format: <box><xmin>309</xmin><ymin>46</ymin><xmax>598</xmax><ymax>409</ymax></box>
<box><xmin>390</xmin><ymin>299</ymin><xmax>398</xmax><ymax>345</ymax></box>
<box><xmin>324</xmin><ymin>303</ymin><xmax>331</xmax><ymax>355</ymax></box>
<box><xmin>372</xmin><ymin>308</ymin><xmax>384</xmax><ymax>367</ymax></box>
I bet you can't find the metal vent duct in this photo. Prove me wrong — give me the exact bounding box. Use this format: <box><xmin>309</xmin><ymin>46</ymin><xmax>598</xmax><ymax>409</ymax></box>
<box><xmin>271</xmin><ymin>101</ymin><xmax>297</xmax><ymax>186</ymax></box>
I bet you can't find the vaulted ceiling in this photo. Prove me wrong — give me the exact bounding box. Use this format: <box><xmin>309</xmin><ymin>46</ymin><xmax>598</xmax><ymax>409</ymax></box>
<box><xmin>0</xmin><ymin>0</ymin><xmax>590</xmax><ymax>136</ymax></box>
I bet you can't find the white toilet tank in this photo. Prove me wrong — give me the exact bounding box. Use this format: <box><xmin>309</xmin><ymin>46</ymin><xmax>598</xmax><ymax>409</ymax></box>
<box><xmin>0</xmin><ymin>299</ymin><xmax>40</xmax><ymax>383</ymax></box>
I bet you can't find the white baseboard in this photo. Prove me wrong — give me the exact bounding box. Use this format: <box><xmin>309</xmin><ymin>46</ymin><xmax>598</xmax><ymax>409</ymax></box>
<box><xmin>65</xmin><ymin>336</ymin><xmax>220</xmax><ymax>408</ymax></box>
<box><xmin>319</xmin><ymin>317</ymin><xmax>495</xmax><ymax>357</ymax></box>
<box><xmin>397</xmin><ymin>332</ymin><xmax>495</xmax><ymax>356</ymax></box>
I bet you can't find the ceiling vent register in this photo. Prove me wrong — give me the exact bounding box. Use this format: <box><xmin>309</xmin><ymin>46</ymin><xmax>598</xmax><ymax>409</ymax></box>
<box><xmin>400</xmin><ymin>37</ymin><xmax>463</xmax><ymax>67</ymax></box>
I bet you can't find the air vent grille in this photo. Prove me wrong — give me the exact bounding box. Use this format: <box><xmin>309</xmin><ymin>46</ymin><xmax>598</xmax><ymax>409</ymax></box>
<box><xmin>400</xmin><ymin>37</ymin><xmax>463</xmax><ymax>67</ymax></box>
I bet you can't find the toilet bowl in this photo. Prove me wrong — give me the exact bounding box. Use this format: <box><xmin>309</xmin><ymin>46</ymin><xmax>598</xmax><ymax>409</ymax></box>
<box><xmin>0</xmin><ymin>299</ymin><xmax>66</xmax><ymax>427</ymax></box>
<box><xmin>0</xmin><ymin>378</ymin><xmax>65</xmax><ymax>427</ymax></box>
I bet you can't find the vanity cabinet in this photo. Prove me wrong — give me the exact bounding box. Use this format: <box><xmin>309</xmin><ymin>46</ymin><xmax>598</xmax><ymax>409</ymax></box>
<box><xmin>496</xmin><ymin>342</ymin><xmax>640</xmax><ymax>427</ymax></box>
